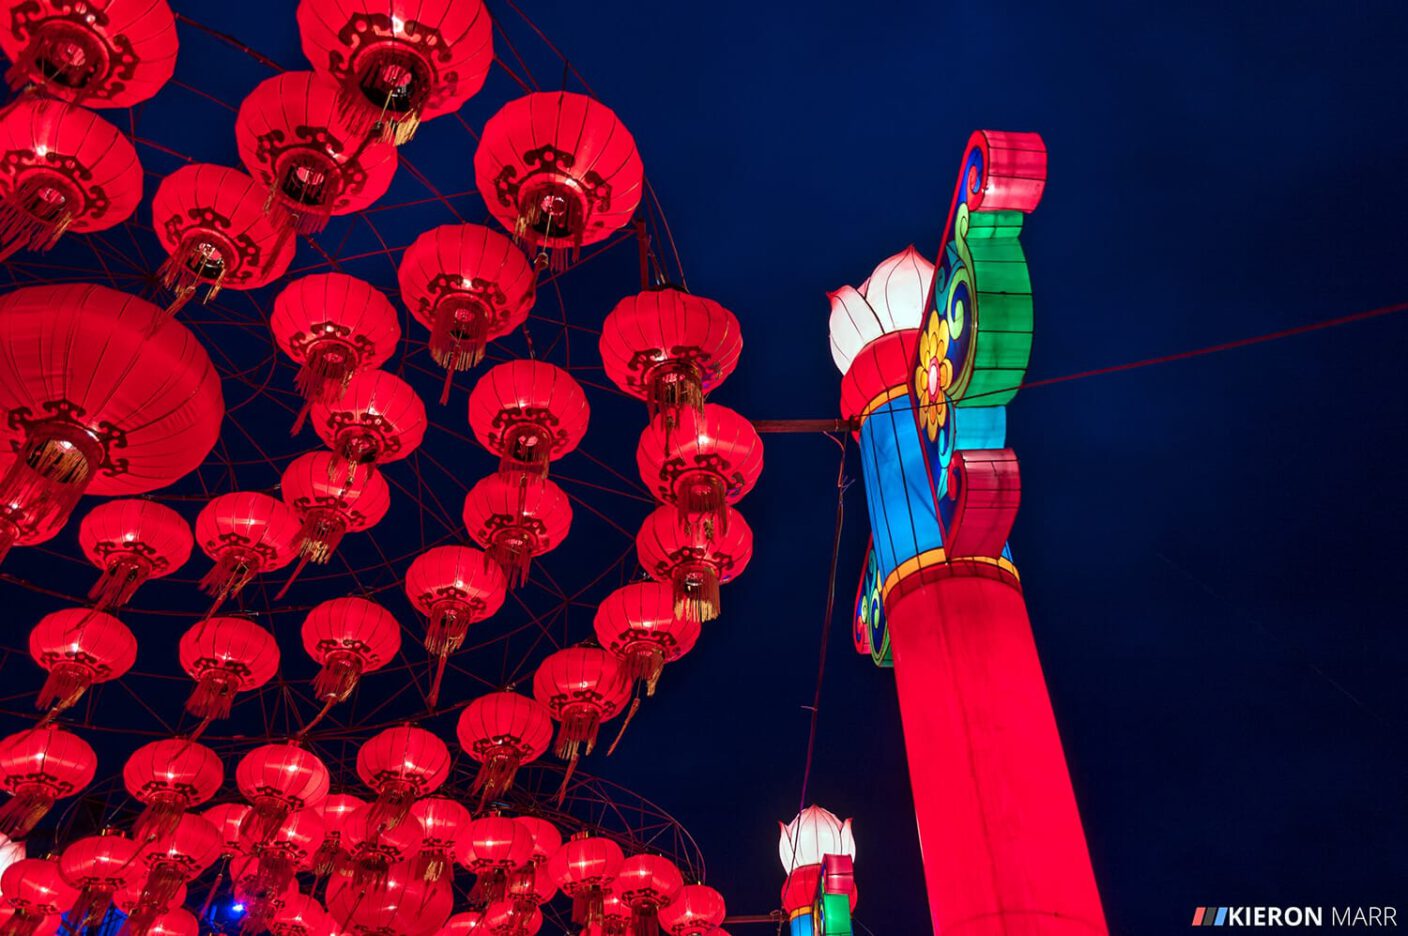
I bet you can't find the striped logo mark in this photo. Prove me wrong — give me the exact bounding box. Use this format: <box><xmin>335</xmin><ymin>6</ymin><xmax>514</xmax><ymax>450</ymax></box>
<box><xmin>1192</xmin><ymin>907</ymin><xmax>1230</xmax><ymax>926</ymax></box>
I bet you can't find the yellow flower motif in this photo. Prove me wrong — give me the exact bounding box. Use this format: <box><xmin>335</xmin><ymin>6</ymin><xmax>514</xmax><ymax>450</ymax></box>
<box><xmin>914</xmin><ymin>311</ymin><xmax>953</xmax><ymax>442</ymax></box>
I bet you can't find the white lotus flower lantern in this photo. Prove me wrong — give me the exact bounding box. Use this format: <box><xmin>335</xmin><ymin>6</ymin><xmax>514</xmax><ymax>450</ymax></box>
<box><xmin>827</xmin><ymin>245</ymin><xmax>935</xmax><ymax>374</ymax></box>
<box><xmin>779</xmin><ymin>804</ymin><xmax>856</xmax><ymax>874</ymax></box>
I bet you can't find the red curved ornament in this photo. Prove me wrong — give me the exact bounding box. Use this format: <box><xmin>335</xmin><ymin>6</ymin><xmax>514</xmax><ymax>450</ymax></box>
<box><xmin>236</xmin><ymin>70</ymin><xmax>398</xmax><ymax>235</ymax></box>
<box><xmin>635</xmin><ymin>505</ymin><xmax>753</xmax><ymax>623</ymax></box>
<box><xmin>616</xmin><ymin>853</ymin><xmax>685</xmax><ymax>936</ymax></box>
<box><xmin>593</xmin><ymin>582</ymin><xmax>700</xmax><ymax>697</ymax></box>
<box><xmin>151</xmin><ymin>163</ymin><xmax>296</xmax><ymax>314</ymax></box>
<box><xmin>547</xmin><ymin>832</ymin><xmax>623</xmax><ymax>926</ymax></box>
<box><xmin>0</xmin><ymin>857</ymin><xmax>76</xmax><ymax>935</ymax></box>
<box><xmin>0</xmin><ymin>284</ymin><xmax>223</xmax><ymax>552</ymax></box>
<box><xmin>125</xmin><ymin>812</ymin><xmax>221</xmax><ymax>930</ymax></box>
<box><xmin>58</xmin><ymin>831</ymin><xmax>141</xmax><ymax>930</ymax></box>
<box><xmin>235</xmin><ymin>742</ymin><xmax>331</xmax><ymax>846</ymax></box>
<box><xmin>300</xmin><ymin>595</ymin><xmax>401</xmax><ymax>703</ymax></box>
<box><xmin>636</xmin><ymin>403</ymin><xmax>763</xmax><ymax>541</ymax></box>
<box><xmin>278</xmin><ymin>451</ymin><xmax>392</xmax><ymax>597</ymax></box>
<box><xmin>456</xmin><ymin>814</ymin><xmax>533</xmax><ymax>905</ymax></box>
<box><xmin>658</xmin><ymin>884</ymin><xmax>726</xmax><ymax>936</ymax></box>
<box><xmin>467</xmin><ymin>360</ymin><xmax>588</xmax><ymax>482</ymax></box>
<box><xmin>356</xmin><ymin>725</ymin><xmax>451</xmax><ymax>833</ymax></box>
<box><xmin>309</xmin><ymin>792</ymin><xmax>364</xmax><ymax>876</ymax></box>
<box><xmin>77</xmin><ymin>499</ymin><xmax>193</xmax><ymax>613</ymax></box>
<box><xmin>0</xmin><ymin>0</ymin><xmax>177</xmax><ymax>107</ymax></box>
<box><xmin>410</xmin><ymin>796</ymin><xmax>470</xmax><ymax>884</ymax></box>
<box><xmin>0</xmin><ymin>725</ymin><xmax>95</xmax><ymax>839</ymax></box>
<box><xmin>338</xmin><ymin>801</ymin><xmax>424</xmax><ymax>892</ymax></box>
<box><xmin>0</xmin><ymin>97</ymin><xmax>141</xmax><ymax>262</ymax></box>
<box><xmin>474</xmin><ymin>91</ymin><xmax>644</xmax><ymax>270</ymax></box>
<box><xmin>403</xmin><ymin>544</ymin><xmax>506</xmax><ymax>706</ymax></box>
<box><xmin>600</xmin><ymin>289</ymin><xmax>743</xmax><ymax>431</ymax></box>
<box><xmin>398</xmin><ymin>223</ymin><xmax>537</xmax><ymax>402</ymax></box>
<box><xmin>27</xmin><ymin>607</ymin><xmax>136</xmax><ymax>714</ymax></box>
<box><xmin>532</xmin><ymin>646</ymin><xmax>631</xmax><ymax>785</ymax></box>
<box><xmin>178</xmin><ymin>616</ymin><xmax>280</xmax><ymax>724</ymax></box>
<box><xmin>193</xmin><ymin>492</ymin><xmax>302</xmax><ymax>618</ymax></box>
<box><xmin>122</xmin><ymin>738</ymin><xmax>224</xmax><ymax>842</ymax></box>
<box><xmin>462</xmin><ymin>474</ymin><xmax>572</xmax><ymax>590</ymax></box>
<box><xmin>455</xmin><ymin>691</ymin><xmax>551</xmax><ymax>808</ymax></box>
<box><xmin>296</xmin><ymin>0</ymin><xmax>493</xmax><ymax>145</ymax></box>
<box><xmin>202</xmin><ymin>802</ymin><xmax>252</xmax><ymax>858</ymax></box>
<box><xmin>310</xmin><ymin>369</ymin><xmax>427</xmax><ymax>485</ymax></box>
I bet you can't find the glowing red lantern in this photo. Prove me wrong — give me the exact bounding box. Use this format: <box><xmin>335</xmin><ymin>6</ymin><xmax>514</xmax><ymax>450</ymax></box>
<box><xmin>235</xmin><ymin>742</ymin><xmax>331</xmax><ymax>845</ymax></box>
<box><xmin>245</xmin><ymin>808</ymin><xmax>326</xmax><ymax>896</ymax></box>
<box><xmin>296</xmin><ymin>0</ymin><xmax>493</xmax><ymax>145</ymax></box>
<box><xmin>657</xmin><ymin>884</ymin><xmax>726</xmax><ymax>936</ymax></box>
<box><xmin>411</xmin><ymin>797</ymin><xmax>470</xmax><ymax>883</ymax></box>
<box><xmin>593</xmin><ymin>582</ymin><xmax>700</xmax><ymax>696</ymax></box>
<box><xmin>356</xmin><ymin>725</ymin><xmax>450</xmax><ymax>832</ymax></box>
<box><xmin>405</xmin><ymin>545</ymin><xmax>507</xmax><ymax>696</ymax></box>
<box><xmin>300</xmin><ymin>596</ymin><xmax>401</xmax><ymax>702</ymax></box>
<box><xmin>272</xmin><ymin>891</ymin><xmax>336</xmax><ymax>936</ymax></box>
<box><xmin>508</xmin><ymin>817</ymin><xmax>559</xmax><ymax>911</ymax></box>
<box><xmin>616</xmin><ymin>854</ymin><xmax>685</xmax><ymax>936</ymax></box>
<box><xmin>0</xmin><ymin>449</ymin><xmax>63</xmax><ymax>563</ymax></box>
<box><xmin>310</xmin><ymin>369</ymin><xmax>427</xmax><ymax>485</ymax></box>
<box><xmin>151</xmin><ymin>163</ymin><xmax>296</xmax><ymax>313</ymax></box>
<box><xmin>110</xmin><ymin>878</ymin><xmax>186</xmax><ymax>927</ymax></box>
<box><xmin>339</xmin><ymin>802</ymin><xmax>424</xmax><ymax>891</ymax></box>
<box><xmin>310</xmin><ymin>792</ymin><xmax>364</xmax><ymax>876</ymax></box>
<box><xmin>58</xmin><ymin>831</ymin><xmax>141</xmax><ymax>930</ymax></box>
<box><xmin>636</xmin><ymin>404</ymin><xmax>762</xmax><ymax>540</ymax></box>
<box><xmin>126</xmin><ymin>812</ymin><xmax>221</xmax><ymax>923</ymax></box>
<box><xmin>456</xmin><ymin>814</ymin><xmax>533</xmax><ymax>904</ymax></box>
<box><xmin>455</xmin><ymin>691</ymin><xmax>551</xmax><ymax>807</ymax></box>
<box><xmin>467</xmin><ymin>360</ymin><xmax>589</xmax><ymax>481</ymax></box>
<box><xmin>0</xmin><ymin>858</ymin><xmax>75</xmax><ymax>935</ymax></box>
<box><xmin>0</xmin><ymin>283</ymin><xmax>223</xmax><ymax>548</ymax></box>
<box><xmin>0</xmin><ymin>725</ymin><xmax>95</xmax><ymax>838</ymax></box>
<box><xmin>329</xmin><ymin>862</ymin><xmax>452</xmax><ymax>935</ymax></box>
<box><xmin>27</xmin><ymin>607</ymin><xmax>137</xmax><ymax>713</ymax></box>
<box><xmin>462</xmin><ymin>902</ymin><xmax>544</xmax><ymax>936</ymax></box>
<box><xmin>229</xmin><ymin>851</ymin><xmax>299</xmax><ymax>931</ymax></box>
<box><xmin>398</xmin><ymin>223</ymin><xmax>536</xmax><ymax>401</ymax></box>
<box><xmin>474</xmin><ymin>91</ymin><xmax>644</xmax><ymax>269</ymax></box>
<box><xmin>597</xmin><ymin>890</ymin><xmax>633</xmax><ymax>936</ymax></box>
<box><xmin>142</xmin><ymin>908</ymin><xmax>199</xmax><ymax>936</ymax></box>
<box><xmin>600</xmin><ymin>289</ymin><xmax>743</xmax><ymax>431</ymax></box>
<box><xmin>122</xmin><ymin>738</ymin><xmax>224</xmax><ymax>842</ymax></box>
<box><xmin>635</xmin><ymin>505</ymin><xmax>753</xmax><ymax>624</ymax></box>
<box><xmin>202</xmin><ymin>802</ymin><xmax>252</xmax><ymax>857</ymax></box>
<box><xmin>77</xmin><ymin>499</ymin><xmax>193</xmax><ymax>612</ymax></box>
<box><xmin>271</xmin><ymin>273</ymin><xmax>401</xmax><ymax>423</ymax></box>
<box><xmin>236</xmin><ymin>70</ymin><xmax>398</xmax><ymax>235</ymax></box>
<box><xmin>462</xmin><ymin>474</ymin><xmax>572</xmax><ymax>589</ymax></box>
<box><xmin>533</xmin><ymin>647</ymin><xmax>631</xmax><ymax>764</ymax></box>
<box><xmin>194</xmin><ymin>492</ymin><xmax>302</xmax><ymax>616</ymax></box>
<box><xmin>178</xmin><ymin>616</ymin><xmax>280</xmax><ymax>723</ymax></box>
<box><xmin>547</xmin><ymin>832</ymin><xmax>624</xmax><ymax>925</ymax></box>
<box><xmin>0</xmin><ymin>97</ymin><xmax>142</xmax><ymax>262</ymax></box>
<box><xmin>279</xmin><ymin>451</ymin><xmax>392</xmax><ymax>593</ymax></box>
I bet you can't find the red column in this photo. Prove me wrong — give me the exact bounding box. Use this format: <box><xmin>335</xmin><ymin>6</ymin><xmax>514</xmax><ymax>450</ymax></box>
<box><xmin>885</xmin><ymin>561</ymin><xmax>1106</xmax><ymax>935</ymax></box>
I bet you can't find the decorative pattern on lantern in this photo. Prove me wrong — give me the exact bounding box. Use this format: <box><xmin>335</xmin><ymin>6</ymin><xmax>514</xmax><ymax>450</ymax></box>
<box><xmin>0</xmin><ymin>284</ymin><xmax>223</xmax><ymax>552</ymax></box>
<box><xmin>236</xmin><ymin>70</ymin><xmax>398</xmax><ymax>235</ymax></box>
<box><xmin>235</xmin><ymin>742</ymin><xmax>332</xmax><ymax>846</ymax></box>
<box><xmin>178</xmin><ymin>616</ymin><xmax>280</xmax><ymax>724</ymax></box>
<box><xmin>593</xmin><ymin>582</ymin><xmax>700</xmax><ymax>697</ymax></box>
<box><xmin>300</xmin><ymin>595</ymin><xmax>401</xmax><ymax>703</ymax></box>
<box><xmin>636</xmin><ymin>404</ymin><xmax>762</xmax><ymax>541</ymax></box>
<box><xmin>0</xmin><ymin>857</ymin><xmax>76</xmax><ymax>935</ymax></box>
<box><xmin>338</xmin><ymin>801</ymin><xmax>425</xmax><ymax>891</ymax></box>
<box><xmin>600</xmin><ymin>289</ymin><xmax>743</xmax><ymax>432</ymax></box>
<box><xmin>279</xmin><ymin>451</ymin><xmax>392</xmax><ymax>593</ymax></box>
<box><xmin>457</xmin><ymin>814</ymin><xmax>533</xmax><ymax>904</ymax></box>
<box><xmin>0</xmin><ymin>97</ymin><xmax>142</xmax><ymax>262</ymax></box>
<box><xmin>122</xmin><ymin>738</ymin><xmax>224</xmax><ymax>842</ymax></box>
<box><xmin>296</xmin><ymin>0</ymin><xmax>493</xmax><ymax>145</ymax></box>
<box><xmin>310</xmin><ymin>369</ymin><xmax>427</xmax><ymax>485</ymax></box>
<box><xmin>0</xmin><ymin>0</ymin><xmax>177</xmax><ymax>106</ymax></box>
<box><xmin>124</xmin><ymin>811</ymin><xmax>222</xmax><ymax>930</ymax></box>
<box><xmin>547</xmin><ymin>832</ymin><xmax>623</xmax><ymax>926</ymax></box>
<box><xmin>77</xmin><ymin>499</ymin><xmax>193</xmax><ymax>613</ymax></box>
<box><xmin>474</xmin><ymin>91</ymin><xmax>644</xmax><ymax>270</ymax></box>
<box><xmin>462</xmin><ymin>474</ymin><xmax>572</xmax><ymax>590</ymax></box>
<box><xmin>636</xmin><ymin>505</ymin><xmax>754</xmax><ymax>623</ymax></box>
<box><xmin>194</xmin><ymin>492</ymin><xmax>303</xmax><ymax>617</ymax></box>
<box><xmin>410</xmin><ymin>797</ymin><xmax>470</xmax><ymax>884</ymax></box>
<box><xmin>0</xmin><ymin>725</ymin><xmax>95</xmax><ymax>839</ymax></box>
<box><xmin>404</xmin><ymin>545</ymin><xmax>506</xmax><ymax>706</ymax></box>
<box><xmin>309</xmin><ymin>792</ymin><xmax>364</xmax><ymax>877</ymax></box>
<box><xmin>151</xmin><ymin>163</ymin><xmax>297</xmax><ymax>313</ymax></box>
<box><xmin>398</xmin><ymin>223</ymin><xmax>537</xmax><ymax>401</ymax></box>
<box><xmin>468</xmin><ymin>360</ymin><xmax>589</xmax><ymax>482</ymax></box>
<box><xmin>58</xmin><ymin>831</ymin><xmax>141</xmax><ymax>930</ymax></box>
<box><xmin>28</xmin><ymin>608</ymin><xmax>137</xmax><ymax>714</ymax></box>
<box><xmin>271</xmin><ymin>273</ymin><xmax>401</xmax><ymax>426</ymax></box>
<box><xmin>616</xmin><ymin>854</ymin><xmax>685</xmax><ymax>936</ymax></box>
<box><xmin>356</xmin><ymin>725</ymin><xmax>451</xmax><ymax>833</ymax></box>
<box><xmin>455</xmin><ymin>691</ymin><xmax>552</xmax><ymax>808</ymax></box>
<box><xmin>532</xmin><ymin>647</ymin><xmax>631</xmax><ymax>768</ymax></box>
<box><xmin>658</xmin><ymin>884</ymin><xmax>726</xmax><ymax>936</ymax></box>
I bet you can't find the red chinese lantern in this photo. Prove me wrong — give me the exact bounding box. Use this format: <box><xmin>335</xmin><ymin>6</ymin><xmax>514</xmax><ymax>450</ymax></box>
<box><xmin>110</xmin><ymin>878</ymin><xmax>186</xmax><ymax>928</ymax></box>
<box><xmin>616</xmin><ymin>855</ymin><xmax>684</xmax><ymax>936</ymax></box>
<box><xmin>310</xmin><ymin>369</ymin><xmax>427</xmax><ymax>485</ymax></box>
<box><xmin>300</xmin><ymin>596</ymin><xmax>401</xmax><ymax>702</ymax></box>
<box><xmin>356</xmin><ymin>725</ymin><xmax>450</xmax><ymax>832</ymax></box>
<box><xmin>599</xmin><ymin>288</ymin><xmax>743</xmax><ymax>433</ymax></box>
<box><xmin>0</xmin><ymin>907</ymin><xmax>59</xmax><ymax>936</ymax></box>
<box><xmin>278</xmin><ymin>451</ymin><xmax>392</xmax><ymax>595</ymax></box>
<box><xmin>467</xmin><ymin>360</ymin><xmax>589</xmax><ymax>481</ymax></box>
<box><xmin>398</xmin><ymin>223</ymin><xmax>536</xmax><ymax>402</ymax></box>
<box><xmin>464</xmin><ymin>902</ymin><xmax>544</xmax><ymax>936</ymax></box>
<box><xmin>410</xmin><ymin>797</ymin><xmax>470</xmax><ymax>883</ymax></box>
<box><xmin>657</xmin><ymin>884</ymin><xmax>726</xmax><ymax>936</ymax></box>
<box><xmin>122</xmin><ymin>738</ymin><xmax>224</xmax><ymax>842</ymax></box>
<box><xmin>474</xmin><ymin>92</ymin><xmax>644</xmax><ymax>270</ymax></box>
<box><xmin>508</xmin><ymin>817</ymin><xmax>559</xmax><ymax>911</ymax></box>
<box><xmin>533</xmin><ymin>647</ymin><xmax>631</xmax><ymax>765</ymax></box>
<box><xmin>77</xmin><ymin>499</ymin><xmax>193</xmax><ymax>612</ymax></box>
<box><xmin>126</xmin><ymin>812</ymin><xmax>221</xmax><ymax>924</ymax></box>
<box><xmin>0</xmin><ymin>283</ymin><xmax>223</xmax><ymax>548</ymax></box>
<box><xmin>0</xmin><ymin>0</ymin><xmax>177</xmax><ymax>106</ymax></box>
<box><xmin>178</xmin><ymin>616</ymin><xmax>280</xmax><ymax>723</ymax></box>
<box><xmin>635</xmin><ymin>505</ymin><xmax>753</xmax><ymax>624</ymax></box>
<box><xmin>151</xmin><ymin>163</ymin><xmax>296</xmax><ymax>314</ymax></box>
<box><xmin>235</xmin><ymin>743</ymin><xmax>331</xmax><ymax>845</ymax></box>
<box><xmin>462</xmin><ymin>474</ymin><xmax>572</xmax><ymax>590</ymax></box>
<box><xmin>547</xmin><ymin>832</ymin><xmax>623</xmax><ymax>925</ymax></box>
<box><xmin>272</xmin><ymin>891</ymin><xmax>337</xmax><ymax>936</ymax></box>
<box><xmin>339</xmin><ymin>802</ymin><xmax>424</xmax><ymax>891</ymax></box>
<box><xmin>194</xmin><ymin>492</ymin><xmax>303</xmax><ymax>617</ymax></box>
<box><xmin>58</xmin><ymin>831</ymin><xmax>141</xmax><ymax>930</ymax></box>
<box><xmin>202</xmin><ymin>802</ymin><xmax>252</xmax><ymax>857</ymax></box>
<box><xmin>271</xmin><ymin>273</ymin><xmax>401</xmax><ymax>425</ymax></box>
<box><xmin>0</xmin><ymin>725</ymin><xmax>95</xmax><ymax>838</ymax></box>
<box><xmin>636</xmin><ymin>404</ymin><xmax>762</xmax><ymax>540</ymax></box>
<box><xmin>27</xmin><ymin>607</ymin><xmax>137</xmax><ymax>713</ymax></box>
<box><xmin>229</xmin><ymin>850</ymin><xmax>298</xmax><ymax>929</ymax></box>
<box><xmin>142</xmin><ymin>908</ymin><xmax>199</xmax><ymax>936</ymax></box>
<box><xmin>236</xmin><ymin>70</ymin><xmax>398</xmax><ymax>235</ymax></box>
<box><xmin>0</xmin><ymin>858</ymin><xmax>75</xmax><ymax>936</ymax></box>
<box><xmin>0</xmin><ymin>97</ymin><xmax>142</xmax><ymax>262</ymax></box>
<box><xmin>296</xmin><ymin>0</ymin><xmax>493</xmax><ymax>145</ymax></box>
<box><xmin>596</xmin><ymin>890</ymin><xmax>632</xmax><ymax>936</ymax></box>
<box><xmin>245</xmin><ymin>808</ymin><xmax>326</xmax><ymax>896</ymax></box>
<box><xmin>455</xmin><ymin>691</ymin><xmax>551</xmax><ymax>807</ymax></box>
<box><xmin>456</xmin><ymin>814</ymin><xmax>533</xmax><ymax>904</ymax></box>
<box><xmin>593</xmin><ymin>582</ymin><xmax>700</xmax><ymax>697</ymax></box>
<box><xmin>405</xmin><ymin>546</ymin><xmax>507</xmax><ymax>698</ymax></box>
<box><xmin>0</xmin><ymin>449</ymin><xmax>64</xmax><ymax>563</ymax></box>
<box><xmin>310</xmin><ymin>792</ymin><xmax>364</xmax><ymax>876</ymax></box>
<box><xmin>329</xmin><ymin>862</ymin><xmax>452</xmax><ymax>935</ymax></box>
